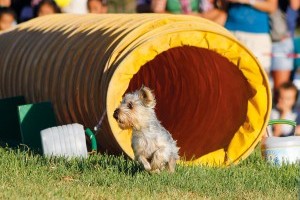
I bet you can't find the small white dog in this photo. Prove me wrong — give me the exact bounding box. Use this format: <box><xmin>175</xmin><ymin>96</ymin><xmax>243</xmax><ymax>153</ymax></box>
<box><xmin>113</xmin><ymin>86</ymin><xmax>179</xmax><ymax>173</ymax></box>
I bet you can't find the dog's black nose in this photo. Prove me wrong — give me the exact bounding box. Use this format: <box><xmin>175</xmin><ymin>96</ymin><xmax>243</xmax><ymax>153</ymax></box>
<box><xmin>113</xmin><ymin>109</ymin><xmax>119</xmax><ymax>120</ymax></box>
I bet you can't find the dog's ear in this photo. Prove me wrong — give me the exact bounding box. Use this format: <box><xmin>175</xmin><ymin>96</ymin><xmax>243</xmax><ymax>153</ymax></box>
<box><xmin>138</xmin><ymin>86</ymin><xmax>156</xmax><ymax>108</ymax></box>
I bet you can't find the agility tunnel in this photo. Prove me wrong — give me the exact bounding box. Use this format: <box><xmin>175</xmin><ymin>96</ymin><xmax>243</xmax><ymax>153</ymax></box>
<box><xmin>0</xmin><ymin>14</ymin><xmax>271</xmax><ymax>166</ymax></box>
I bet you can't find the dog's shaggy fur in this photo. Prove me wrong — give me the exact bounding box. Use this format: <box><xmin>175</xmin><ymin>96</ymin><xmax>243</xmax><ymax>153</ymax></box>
<box><xmin>113</xmin><ymin>86</ymin><xmax>179</xmax><ymax>173</ymax></box>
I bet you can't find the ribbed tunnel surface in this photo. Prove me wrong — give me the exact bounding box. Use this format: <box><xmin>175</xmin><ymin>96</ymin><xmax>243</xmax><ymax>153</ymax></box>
<box><xmin>0</xmin><ymin>14</ymin><xmax>271</xmax><ymax>166</ymax></box>
<box><xmin>127</xmin><ymin>46</ymin><xmax>254</xmax><ymax>160</ymax></box>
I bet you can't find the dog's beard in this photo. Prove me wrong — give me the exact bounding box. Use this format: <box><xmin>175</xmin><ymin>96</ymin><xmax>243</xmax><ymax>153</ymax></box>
<box><xmin>116</xmin><ymin>112</ymin><xmax>134</xmax><ymax>130</ymax></box>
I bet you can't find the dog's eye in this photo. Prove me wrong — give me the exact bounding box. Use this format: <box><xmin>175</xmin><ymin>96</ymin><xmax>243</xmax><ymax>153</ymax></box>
<box><xmin>127</xmin><ymin>102</ymin><xmax>133</xmax><ymax>109</ymax></box>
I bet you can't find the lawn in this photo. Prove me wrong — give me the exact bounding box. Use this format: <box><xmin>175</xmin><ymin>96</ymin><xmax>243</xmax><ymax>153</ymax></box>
<box><xmin>0</xmin><ymin>146</ymin><xmax>299</xmax><ymax>200</ymax></box>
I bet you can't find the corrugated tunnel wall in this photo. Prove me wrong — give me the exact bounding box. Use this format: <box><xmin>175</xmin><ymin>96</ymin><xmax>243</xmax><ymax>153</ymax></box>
<box><xmin>0</xmin><ymin>14</ymin><xmax>271</xmax><ymax>166</ymax></box>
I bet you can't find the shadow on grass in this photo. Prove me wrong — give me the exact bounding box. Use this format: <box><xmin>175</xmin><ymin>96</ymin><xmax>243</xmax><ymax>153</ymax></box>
<box><xmin>87</xmin><ymin>153</ymin><xmax>145</xmax><ymax>176</ymax></box>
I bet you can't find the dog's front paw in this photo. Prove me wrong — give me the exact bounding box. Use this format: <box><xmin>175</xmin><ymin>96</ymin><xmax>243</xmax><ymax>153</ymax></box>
<box><xmin>150</xmin><ymin>169</ymin><xmax>161</xmax><ymax>174</ymax></box>
<box><xmin>143</xmin><ymin>162</ymin><xmax>151</xmax><ymax>171</ymax></box>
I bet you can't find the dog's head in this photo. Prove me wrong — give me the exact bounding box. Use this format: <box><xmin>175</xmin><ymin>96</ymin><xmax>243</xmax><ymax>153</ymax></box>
<box><xmin>113</xmin><ymin>86</ymin><xmax>156</xmax><ymax>130</ymax></box>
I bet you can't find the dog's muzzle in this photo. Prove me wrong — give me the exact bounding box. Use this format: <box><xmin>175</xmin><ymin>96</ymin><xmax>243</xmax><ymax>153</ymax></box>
<box><xmin>113</xmin><ymin>109</ymin><xmax>119</xmax><ymax>120</ymax></box>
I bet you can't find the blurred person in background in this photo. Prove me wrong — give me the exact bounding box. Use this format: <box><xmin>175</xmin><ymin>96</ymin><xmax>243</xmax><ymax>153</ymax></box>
<box><xmin>87</xmin><ymin>0</ymin><xmax>107</xmax><ymax>13</ymax></box>
<box><xmin>224</xmin><ymin>0</ymin><xmax>277</xmax><ymax>74</ymax></box>
<box><xmin>19</xmin><ymin>0</ymin><xmax>61</xmax><ymax>21</ymax></box>
<box><xmin>268</xmin><ymin>81</ymin><xmax>300</xmax><ymax>137</ymax></box>
<box><xmin>197</xmin><ymin>0</ymin><xmax>228</xmax><ymax>25</ymax></box>
<box><xmin>151</xmin><ymin>0</ymin><xmax>201</xmax><ymax>13</ymax></box>
<box><xmin>0</xmin><ymin>6</ymin><xmax>16</xmax><ymax>31</ymax></box>
<box><xmin>34</xmin><ymin>0</ymin><xmax>61</xmax><ymax>17</ymax></box>
<box><xmin>0</xmin><ymin>0</ymin><xmax>11</xmax><ymax>7</ymax></box>
<box><xmin>136</xmin><ymin>0</ymin><xmax>151</xmax><ymax>13</ymax></box>
<box><xmin>150</xmin><ymin>0</ymin><xmax>227</xmax><ymax>25</ymax></box>
<box><xmin>270</xmin><ymin>0</ymin><xmax>300</xmax><ymax>94</ymax></box>
<box><xmin>11</xmin><ymin>0</ymin><xmax>31</xmax><ymax>22</ymax></box>
<box><xmin>18</xmin><ymin>0</ymin><xmax>36</xmax><ymax>22</ymax></box>
<box><xmin>286</xmin><ymin>0</ymin><xmax>299</xmax><ymax>37</ymax></box>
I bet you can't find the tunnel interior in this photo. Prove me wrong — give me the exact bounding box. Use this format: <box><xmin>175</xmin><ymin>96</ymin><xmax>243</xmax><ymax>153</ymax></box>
<box><xmin>127</xmin><ymin>46</ymin><xmax>254</xmax><ymax>160</ymax></box>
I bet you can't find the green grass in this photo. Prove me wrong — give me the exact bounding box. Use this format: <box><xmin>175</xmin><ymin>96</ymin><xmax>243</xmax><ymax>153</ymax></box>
<box><xmin>0</xmin><ymin>146</ymin><xmax>299</xmax><ymax>200</ymax></box>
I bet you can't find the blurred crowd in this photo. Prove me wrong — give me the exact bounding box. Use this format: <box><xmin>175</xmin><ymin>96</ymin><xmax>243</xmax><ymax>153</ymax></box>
<box><xmin>1</xmin><ymin>0</ymin><xmax>300</xmax><ymax>136</ymax></box>
<box><xmin>0</xmin><ymin>0</ymin><xmax>108</xmax><ymax>30</ymax></box>
<box><xmin>0</xmin><ymin>1</ymin><xmax>299</xmax><ymax>80</ymax></box>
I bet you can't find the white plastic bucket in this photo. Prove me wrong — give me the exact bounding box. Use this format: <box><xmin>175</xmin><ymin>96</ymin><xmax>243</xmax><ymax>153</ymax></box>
<box><xmin>261</xmin><ymin>136</ymin><xmax>300</xmax><ymax>165</ymax></box>
<box><xmin>40</xmin><ymin>123</ymin><xmax>88</xmax><ymax>158</ymax></box>
<box><xmin>262</xmin><ymin>119</ymin><xmax>300</xmax><ymax>165</ymax></box>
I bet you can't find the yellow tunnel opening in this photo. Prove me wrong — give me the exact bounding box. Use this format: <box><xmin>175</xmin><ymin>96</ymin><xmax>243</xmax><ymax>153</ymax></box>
<box><xmin>127</xmin><ymin>46</ymin><xmax>254</xmax><ymax>160</ymax></box>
